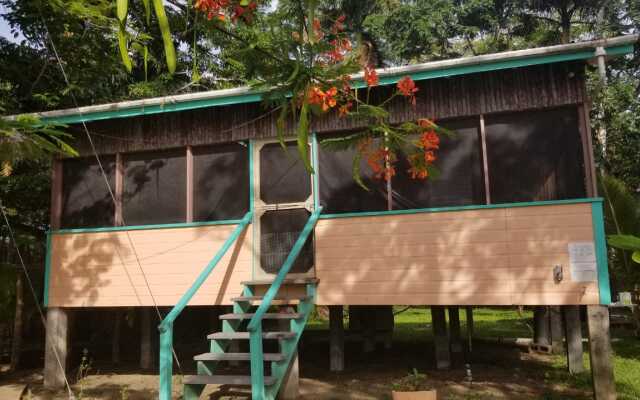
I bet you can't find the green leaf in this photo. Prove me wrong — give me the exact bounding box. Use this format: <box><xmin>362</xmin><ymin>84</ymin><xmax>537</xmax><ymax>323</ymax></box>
<box><xmin>143</xmin><ymin>45</ymin><xmax>149</xmax><ymax>81</ymax></box>
<box><xmin>297</xmin><ymin>101</ymin><xmax>313</xmax><ymax>174</ymax></box>
<box><xmin>276</xmin><ymin>101</ymin><xmax>288</xmax><ymax>150</ymax></box>
<box><xmin>141</xmin><ymin>0</ymin><xmax>151</xmax><ymax>25</ymax></box>
<box><xmin>116</xmin><ymin>0</ymin><xmax>128</xmax><ymax>24</ymax></box>
<box><xmin>117</xmin><ymin>26</ymin><xmax>132</xmax><ymax>73</ymax></box>
<box><xmin>152</xmin><ymin>0</ymin><xmax>176</xmax><ymax>74</ymax></box>
<box><xmin>351</xmin><ymin>150</ymin><xmax>368</xmax><ymax>191</ymax></box>
<box><xmin>607</xmin><ymin>234</ymin><xmax>640</xmax><ymax>251</ymax></box>
<box><xmin>632</xmin><ymin>251</ymin><xmax>640</xmax><ymax>264</ymax></box>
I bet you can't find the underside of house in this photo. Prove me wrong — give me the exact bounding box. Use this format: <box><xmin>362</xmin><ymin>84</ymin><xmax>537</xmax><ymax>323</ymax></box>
<box><xmin>35</xmin><ymin>35</ymin><xmax>636</xmax><ymax>399</ymax></box>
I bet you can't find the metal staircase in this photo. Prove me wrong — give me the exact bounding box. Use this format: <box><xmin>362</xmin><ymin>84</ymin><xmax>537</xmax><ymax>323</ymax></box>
<box><xmin>183</xmin><ymin>277</ymin><xmax>318</xmax><ymax>400</ymax></box>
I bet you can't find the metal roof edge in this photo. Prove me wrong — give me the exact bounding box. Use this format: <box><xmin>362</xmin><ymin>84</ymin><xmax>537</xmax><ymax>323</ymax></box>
<box><xmin>11</xmin><ymin>34</ymin><xmax>638</xmax><ymax>125</ymax></box>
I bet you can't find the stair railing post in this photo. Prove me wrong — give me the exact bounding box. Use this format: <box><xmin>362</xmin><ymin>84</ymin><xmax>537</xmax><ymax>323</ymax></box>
<box><xmin>249</xmin><ymin>323</ymin><xmax>265</xmax><ymax>400</ymax></box>
<box><xmin>159</xmin><ymin>322</ymin><xmax>173</xmax><ymax>400</ymax></box>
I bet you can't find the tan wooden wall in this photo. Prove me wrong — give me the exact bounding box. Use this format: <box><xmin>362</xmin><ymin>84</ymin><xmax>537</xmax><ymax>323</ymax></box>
<box><xmin>48</xmin><ymin>224</ymin><xmax>252</xmax><ymax>307</ymax></box>
<box><xmin>314</xmin><ymin>203</ymin><xmax>600</xmax><ymax>305</ymax></box>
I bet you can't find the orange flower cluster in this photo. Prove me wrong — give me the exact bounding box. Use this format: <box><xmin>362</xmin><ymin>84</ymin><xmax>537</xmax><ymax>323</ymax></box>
<box><xmin>338</xmin><ymin>101</ymin><xmax>353</xmax><ymax>117</ymax></box>
<box><xmin>364</xmin><ymin>65</ymin><xmax>378</xmax><ymax>87</ymax></box>
<box><xmin>326</xmin><ymin>38</ymin><xmax>352</xmax><ymax>63</ymax></box>
<box><xmin>195</xmin><ymin>0</ymin><xmax>229</xmax><ymax>20</ymax></box>
<box><xmin>331</xmin><ymin>15</ymin><xmax>346</xmax><ymax>34</ymax></box>
<box><xmin>308</xmin><ymin>86</ymin><xmax>338</xmax><ymax>111</ymax></box>
<box><xmin>407</xmin><ymin>118</ymin><xmax>440</xmax><ymax>179</ymax></box>
<box><xmin>367</xmin><ymin>148</ymin><xmax>396</xmax><ymax>180</ymax></box>
<box><xmin>195</xmin><ymin>0</ymin><xmax>256</xmax><ymax>22</ymax></box>
<box><xmin>397</xmin><ymin>76</ymin><xmax>418</xmax><ymax>106</ymax></box>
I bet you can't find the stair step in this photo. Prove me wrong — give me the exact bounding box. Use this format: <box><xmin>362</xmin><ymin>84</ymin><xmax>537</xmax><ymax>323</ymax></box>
<box><xmin>183</xmin><ymin>374</ymin><xmax>276</xmax><ymax>386</ymax></box>
<box><xmin>207</xmin><ymin>331</ymin><xmax>296</xmax><ymax>340</ymax></box>
<box><xmin>231</xmin><ymin>295</ymin><xmax>310</xmax><ymax>303</ymax></box>
<box><xmin>219</xmin><ymin>313</ymin><xmax>303</xmax><ymax>320</ymax></box>
<box><xmin>194</xmin><ymin>352</ymin><xmax>285</xmax><ymax>362</ymax></box>
<box><xmin>241</xmin><ymin>277</ymin><xmax>319</xmax><ymax>286</ymax></box>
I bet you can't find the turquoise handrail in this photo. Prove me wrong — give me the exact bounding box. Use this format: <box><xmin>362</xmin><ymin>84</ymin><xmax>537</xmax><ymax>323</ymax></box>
<box><xmin>247</xmin><ymin>206</ymin><xmax>323</xmax><ymax>400</ymax></box>
<box><xmin>158</xmin><ymin>211</ymin><xmax>253</xmax><ymax>400</ymax></box>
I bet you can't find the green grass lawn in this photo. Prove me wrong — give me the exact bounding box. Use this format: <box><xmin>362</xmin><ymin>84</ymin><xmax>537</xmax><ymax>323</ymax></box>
<box><xmin>308</xmin><ymin>306</ymin><xmax>640</xmax><ymax>399</ymax></box>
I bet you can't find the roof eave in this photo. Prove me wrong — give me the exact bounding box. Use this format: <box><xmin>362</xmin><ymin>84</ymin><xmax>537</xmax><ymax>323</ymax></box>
<box><xmin>19</xmin><ymin>34</ymin><xmax>639</xmax><ymax>125</ymax></box>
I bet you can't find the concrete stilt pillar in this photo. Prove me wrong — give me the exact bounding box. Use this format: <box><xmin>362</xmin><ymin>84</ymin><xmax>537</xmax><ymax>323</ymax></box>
<box><xmin>140</xmin><ymin>308</ymin><xmax>153</xmax><ymax>369</ymax></box>
<box><xmin>587</xmin><ymin>305</ymin><xmax>616</xmax><ymax>400</ymax></box>
<box><xmin>448</xmin><ymin>307</ymin><xmax>462</xmax><ymax>354</ymax></box>
<box><xmin>563</xmin><ymin>305</ymin><xmax>584</xmax><ymax>374</ymax></box>
<box><xmin>550</xmin><ymin>306</ymin><xmax>565</xmax><ymax>354</ymax></box>
<box><xmin>278</xmin><ymin>351</ymin><xmax>299</xmax><ymax>399</ymax></box>
<box><xmin>431</xmin><ymin>306</ymin><xmax>450</xmax><ymax>370</ymax></box>
<box><xmin>44</xmin><ymin>307</ymin><xmax>69</xmax><ymax>389</ymax></box>
<box><xmin>329</xmin><ymin>306</ymin><xmax>344</xmax><ymax>372</ymax></box>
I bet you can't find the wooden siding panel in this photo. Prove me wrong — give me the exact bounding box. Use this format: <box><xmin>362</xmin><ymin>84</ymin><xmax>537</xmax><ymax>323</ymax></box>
<box><xmin>315</xmin><ymin>202</ymin><xmax>600</xmax><ymax>305</ymax></box>
<box><xmin>48</xmin><ymin>225</ymin><xmax>252</xmax><ymax>307</ymax></box>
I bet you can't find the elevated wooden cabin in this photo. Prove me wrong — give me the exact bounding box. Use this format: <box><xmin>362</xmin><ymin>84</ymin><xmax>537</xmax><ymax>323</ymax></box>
<box><xmin>35</xmin><ymin>35</ymin><xmax>636</xmax><ymax>400</ymax></box>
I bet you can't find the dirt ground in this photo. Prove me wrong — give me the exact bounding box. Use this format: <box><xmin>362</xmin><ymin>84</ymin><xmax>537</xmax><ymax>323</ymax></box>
<box><xmin>0</xmin><ymin>335</ymin><xmax>591</xmax><ymax>400</ymax></box>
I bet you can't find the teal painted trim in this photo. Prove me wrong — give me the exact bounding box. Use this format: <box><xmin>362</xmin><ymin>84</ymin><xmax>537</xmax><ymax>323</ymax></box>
<box><xmin>249</xmin><ymin>140</ymin><xmax>255</xmax><ymax>213</ymax></box>
<box><xmin>157</xmin><ymin>211</ymin><xmax>252</xmax><ymax>400</ymax></box>
<box><xmin>249</xmin><ymin>324</ymin><xmax>265</xmax><ymax>400</ymax></box>
<box><xmin>41</xmin><ymin>92</ymin><xmax>264</xmax><ymax>125</ymax></box>
<box><xmin>320</xmin><ymin>198</ymin><xmax>603</xmax><ymax>219</ymax></box>
<box><xmin>37</xmin><ymin>44</ymin><xmax>634</xmax><ymax>126</ymax></box>
<box><xmin>311</xmin><ymin>132</ymin><xmax>320</xmax><ymax>209</ymax></box>
<box><xmin>158</xmin><ymin>323</ymin><xmax>173</xmax><ymax>400</ymax></box>
<box><xmin>43</xmin><ymin>231</ymin><xmax>52</xmax><ymax>307</ymax></box>
<box><xmin>591</xmin><ymin>202</ymin><xmax>612</xmax><ymax>305</ymax></box>
<box><xmin>52</xmin><ymin>218</ymin><xmax>243</xmax><ymax>235</ymax></box>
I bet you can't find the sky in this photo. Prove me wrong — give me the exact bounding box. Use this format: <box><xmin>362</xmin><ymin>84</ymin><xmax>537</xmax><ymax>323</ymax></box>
<box><xmin>0</xmin><ymin>3</ymin><xmax>24</xmax><ymax>43</ymax></box>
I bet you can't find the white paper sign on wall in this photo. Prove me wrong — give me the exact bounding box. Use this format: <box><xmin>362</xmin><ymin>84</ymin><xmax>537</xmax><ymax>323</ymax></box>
<box><xmin>568</xmin><ymin>242</ymin><xmax>597</xmax><ymax>282</ymax></box>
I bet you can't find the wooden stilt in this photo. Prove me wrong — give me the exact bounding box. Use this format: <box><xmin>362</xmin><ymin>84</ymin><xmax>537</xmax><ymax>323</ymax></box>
<box><xmin>140</xmin><ymin>308</ymin><xmax>152</xmax><ymax>370</ymax></box>
<box><xmin>44</xmin><ymin>308</ymin><xmax>69</xmax><ymax>389</ymax></box>
<box><xmin>362</xmin><ymin>307</ymin><xmax>375</xmax><ymax>353</ymax></box>
<box><xmin>534</xmin><ymin>306</ymin><xmax>551</xmax><ymax>346</ymax></box>
<box><xmin>380</xmin><ymin>306</ymin><xmax>394</xmax><ymax>350</ymax></box>
<box><xmin>587</xmin><ymin>305</ymin><xmax>616</xmax><ymax>400</ymax></box>
<box><xmin>448</xmin><ymin>307</ymin><xmax>462</xmax><ymax>354</ymax></box>
<box><xmin>278</xmin><ymin>351</ymin><xmax>299</xmax><ymax>399</ymax></box>
<box><xmin>112</xmin><ymin>309</ymin><xmax>122</xmax><ymax>364</ymax></box>
<box><xmin>329</xmin><ymin>306</ymin><xmax>344</xmax><ymax>372</ymax></box>
<box><xmin>465</xmin><ymin>306</ymin><xmax>474</xmax><ymax>351</ymax></box>
<box><xmin>431</xmin><ymin>306</ymin><xmax>450</xmax><ymax>370</ymax></box>
<box><xmin>550</xmin><ymin>306</ymin><xmax>565</xmax><ymax>354</ymax></box>
<box><xmin>563</xmin><ymin>305</ymin><xmax>584</xmax><ymax>374</ymax></box>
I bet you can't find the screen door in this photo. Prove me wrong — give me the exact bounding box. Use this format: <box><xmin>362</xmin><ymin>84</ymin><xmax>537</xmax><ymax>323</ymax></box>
<box><xmin>252</xmin><ymin>140</ymin><xmax>315</xmax><ymax>280</ymax></box>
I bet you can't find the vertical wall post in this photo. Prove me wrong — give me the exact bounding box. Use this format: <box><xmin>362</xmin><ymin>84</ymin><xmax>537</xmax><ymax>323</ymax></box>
<box><xmin>479</xmin><ymin>114</ymin><xmax>491</xmax><ymax>205</ymax></box>
<box><xmin>329</xmin><ymin>305</ymin><xmax>345</xmax><ymax>372</ymax></box>
<box><xmin>563</xmin><ymin>305</ymin><xmax>584</xmax><ymax>374</ymax></box>
<box><xmin>186</xmin><ymin>145</ymin><xmax>194</xmax><ymax>223</ymax></box>
<box><xmin>431</xmin><ymin>306</ymin><xmax>450</xmax><ymax>370</ymax></box>
<box><xmin>587</xmin><ymin>305</ymin><xmax>616</xmax><ymax>400</ymax></box>
<box><xmin>115</xmin><ymin>153</ymin><xmax>124</xmax><ymax>226</ymax></box>
<box><xmin>50</xmin><ymin>160</ymin><xmax>63</xmax><ymax>230</ymax></box>
<box><xmin>44</xmin><ymin>307</ymin><xmax>69</xmax><ymax>389</ymax></box>
<box><xmin>140</xmin><ymin>307</ymin><xmax>153</xmax><ymax>369</ymax></box>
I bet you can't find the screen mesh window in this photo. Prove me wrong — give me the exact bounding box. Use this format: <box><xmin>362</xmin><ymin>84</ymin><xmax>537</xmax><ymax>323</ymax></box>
<box><xmin>317</xmin><ymin>136</ymin><xmax>388</xmax><ymax>213</ymax></box>
<box><xmin>259</xmin><ymin>142</ymin><xmax>311</xmax><ymax>204</ymax></box>
<box><xmin>393</xmin><ymin>118</ymin><xmax>485</xmax><ymax>209</ymax></box>
<box><xmin>61</xmin><ymin>156</ymin><xmax>116</xmax><ymax>228</ymax></box>
<box><xmin>193</xmin><ymin>143</ymin><xmax>249</xmax><ymax>221</ymax></box>
<box><xmin>485</xmin><ymin>107</ymin><xmax>587</xmax><ymax>203</ymax></box>
<box><xmin>123</xmin><ymin>149</ymin><xmax>186</xmax><ymax>225</ymax></box>
<box><xmin>260</xmin><ymin>209</ymin><xmax>314</xmax><ymax>274</ymax></box>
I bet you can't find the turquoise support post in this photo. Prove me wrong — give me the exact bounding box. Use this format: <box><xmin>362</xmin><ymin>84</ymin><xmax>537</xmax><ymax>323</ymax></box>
<box><xmin>247</xmin><ymin>206</ymin><xmax>323</xmax><ymax>399</ymax></box>
<box><xmin>591</xmin><ymin>200</ymin><xmax>612</xmax><ymax>305</ymax></box>
<box><xmin>158</xmin><ymin>211</ymin><xmax>252</xmax><ymax>400</ymax></box>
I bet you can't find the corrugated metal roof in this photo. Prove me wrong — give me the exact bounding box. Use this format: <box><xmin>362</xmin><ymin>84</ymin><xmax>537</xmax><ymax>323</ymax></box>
<box><xmin>18</xmin><ymin>34</ymin><xmax>639</xmax><ymax>125</ymax></box>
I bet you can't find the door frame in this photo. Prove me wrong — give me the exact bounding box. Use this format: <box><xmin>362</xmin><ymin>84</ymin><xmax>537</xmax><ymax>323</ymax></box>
<box><xmin>250</xmin><ymin>136</ymin><xmax>319</xmax><ymax>280</ymax></box>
